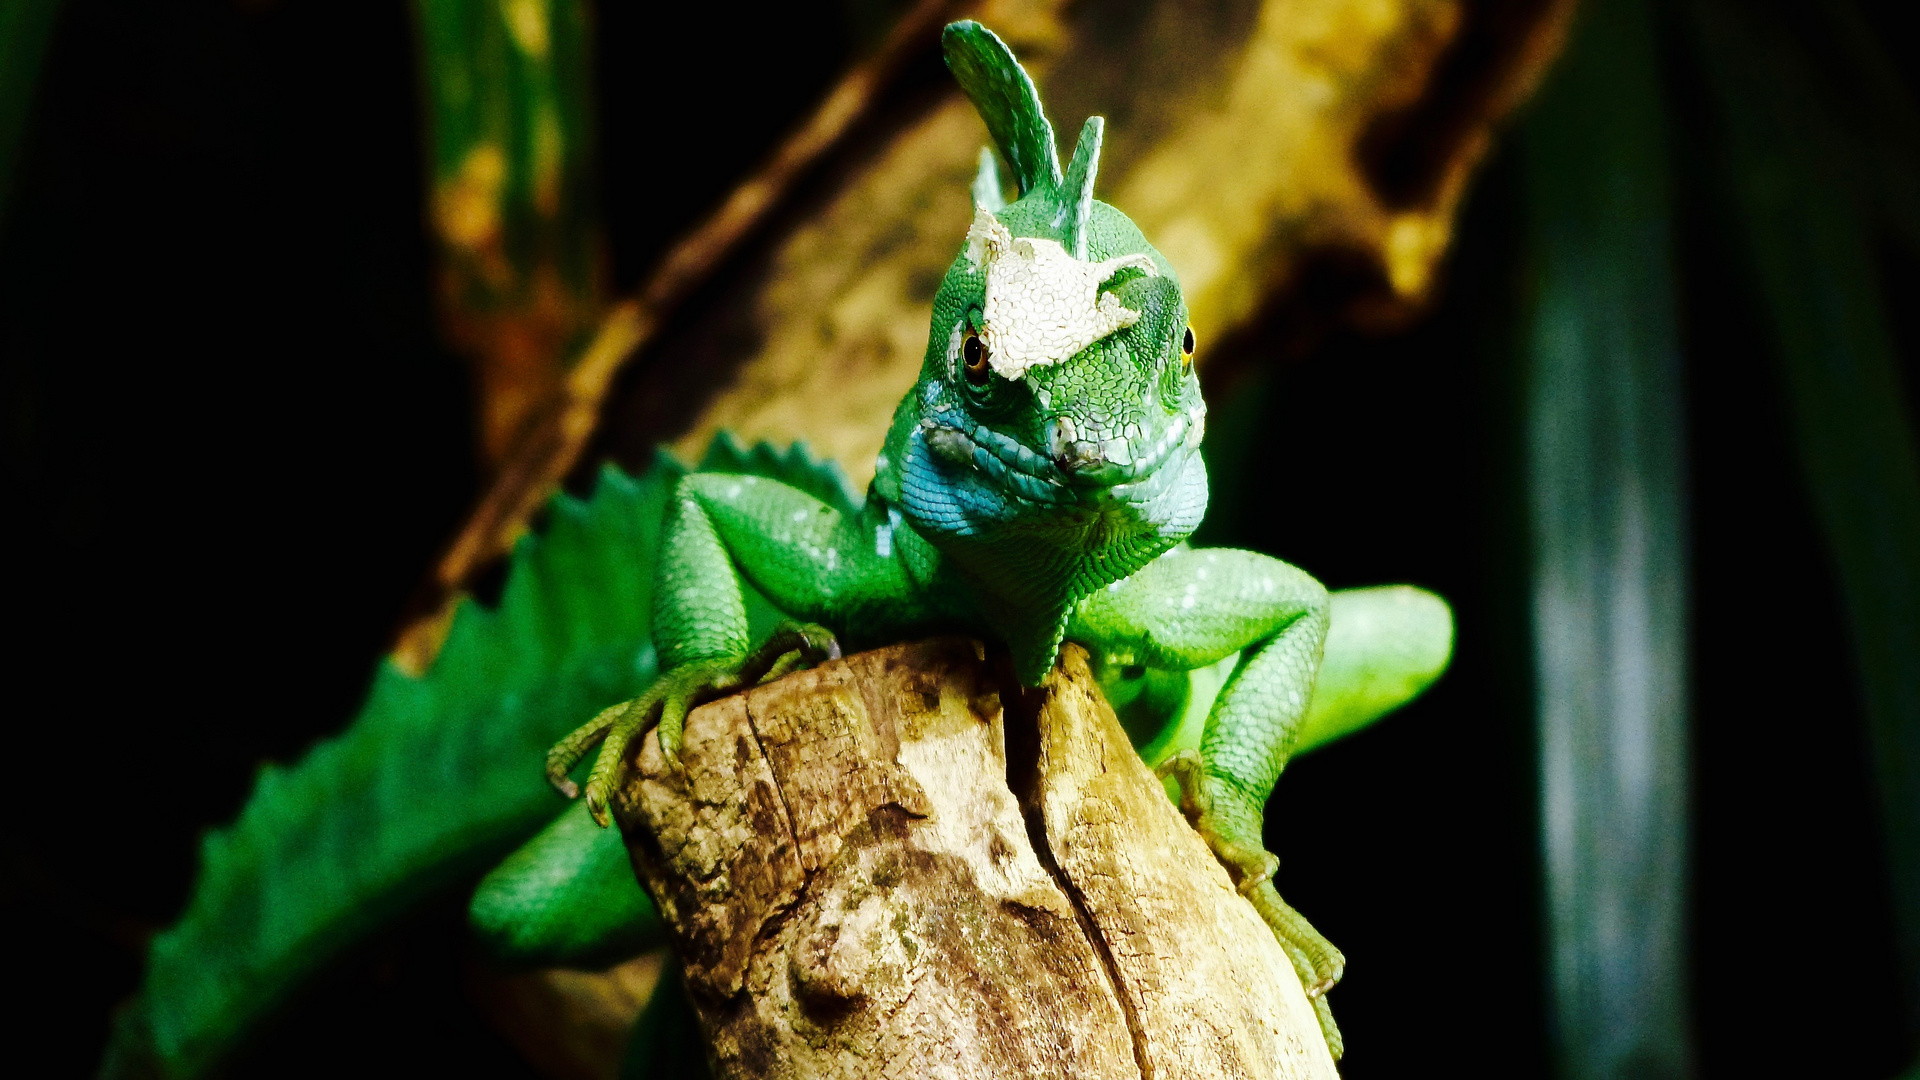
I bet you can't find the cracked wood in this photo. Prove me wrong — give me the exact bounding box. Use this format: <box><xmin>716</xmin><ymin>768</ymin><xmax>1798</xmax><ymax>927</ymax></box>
<box><xmin>614</xmin><ymin>638</ymin><xmax>1339</xmax><ymax>1079</ymax></box>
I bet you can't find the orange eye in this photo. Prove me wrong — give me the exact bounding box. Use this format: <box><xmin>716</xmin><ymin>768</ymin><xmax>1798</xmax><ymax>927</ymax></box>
<box><xmin>962</xmin><ymin>331</ymin><xmax>991</xmax><ymax>385</ymax></box>
<box><xmin>1180</xmin><ymin>326</ymin><xmax>1195</xmax><ymax>372</ymax></box>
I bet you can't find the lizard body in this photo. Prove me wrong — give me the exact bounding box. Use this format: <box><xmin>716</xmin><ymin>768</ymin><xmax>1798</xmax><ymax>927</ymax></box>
<box><xmin>541</xmin><ymin>22</ymin><xmax>1453</xmax><ymax>1056</ymax></box>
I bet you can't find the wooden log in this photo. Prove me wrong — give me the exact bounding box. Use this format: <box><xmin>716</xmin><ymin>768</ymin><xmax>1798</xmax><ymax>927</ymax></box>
<box><xmin>613</xmin><ymin>638</ymin><xmax>1338</xmax><ymax>1079</ymax></box>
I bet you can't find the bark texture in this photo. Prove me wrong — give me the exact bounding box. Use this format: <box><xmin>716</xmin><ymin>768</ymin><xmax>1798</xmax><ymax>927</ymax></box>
<box><xmin>613</xmin><ymin>638</ymin><xmax>1338</xmax><ymax>1079</ymax></box>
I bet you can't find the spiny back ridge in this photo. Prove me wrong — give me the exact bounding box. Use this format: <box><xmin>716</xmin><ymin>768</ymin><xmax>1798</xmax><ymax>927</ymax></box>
<box><xmin>941</xmin><ymin>21</ymin><xmax>1061</xmax><ymax>198</ymax></box>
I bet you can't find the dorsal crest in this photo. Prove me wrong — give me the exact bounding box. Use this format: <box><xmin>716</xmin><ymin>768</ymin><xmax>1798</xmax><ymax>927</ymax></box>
<box><xmin>942</xmin><ymin>20</ymin><xmax>1105</xmax><ymax>255</ymax></box>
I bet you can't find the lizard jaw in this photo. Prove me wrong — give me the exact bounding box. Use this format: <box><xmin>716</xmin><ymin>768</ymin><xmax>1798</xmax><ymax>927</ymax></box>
<box><xmin>918</xmin><ymin>401</ymin><xmax>1203</xmax><ymax>496</ymax></box>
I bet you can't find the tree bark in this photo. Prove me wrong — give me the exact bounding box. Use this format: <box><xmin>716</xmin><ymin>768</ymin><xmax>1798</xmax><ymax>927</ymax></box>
<box><xmin>613</xmin><ymin>639</ymin><xmax>1339</xmax><ymax>1079</ymax></box>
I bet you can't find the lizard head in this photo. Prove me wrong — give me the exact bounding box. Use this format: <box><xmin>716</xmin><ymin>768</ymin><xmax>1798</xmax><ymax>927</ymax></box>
<box><xmin>875</xmin><ymin>21</ymin><xmax>1208</xmax><ymax>609</ymax></box>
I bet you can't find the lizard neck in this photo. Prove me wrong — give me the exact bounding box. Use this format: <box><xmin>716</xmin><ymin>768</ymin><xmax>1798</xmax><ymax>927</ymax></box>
<box><xmin>875</xmin><ymin>412</ymin><xmax>1207</xmax><ymax>686</ymax></box>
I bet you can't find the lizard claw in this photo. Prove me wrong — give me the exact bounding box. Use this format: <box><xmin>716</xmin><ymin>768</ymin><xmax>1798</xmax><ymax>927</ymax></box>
<box><xmin>1157</xmin><ymin>747</ymin><xmax>1347</xmax><ymax>1008</ymax></box>
<box><xmin>546</xmin><ymin>658</ymin><xmax>734</xmax><ymax>825</ymax></box>
<box><xmin>583</xmin><ymin>782</ymin><xmax>614</xmax><ymax>828</ymax></box>
<box><xmin>547</xmin><ymin>700</ymin><xmax>634</xmax><ymax>800</ymax></box>
<box><xmin>781</xmin><ymin>621</ymin><xmax>840</xmax><ymax>664</ymax></box>
<box><xmin>544</xmin><ymin>622</ymin><xmax>844</xmax><ymax>826</ymax></box>
<box><xmin>1156</xmin><ymin>750</ymin><xmax>1210</xmax><ymax>821</ymax></box>
<box><xmin>1157</xmin><ymin>753</ymin><xmax>1347</xmax><ymax>1057</ymax></box>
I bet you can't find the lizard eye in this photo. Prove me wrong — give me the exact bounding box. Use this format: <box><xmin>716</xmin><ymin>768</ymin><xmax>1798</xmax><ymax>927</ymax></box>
<box><xmin>962</xmin><ymin>330</ymin><xmax>991</xmax><ymax>386</ymax></box>
<box><xmin>1180</xmin><ymin>326</ymin><xmax>1195</xmax><ymax>372</ymax></box>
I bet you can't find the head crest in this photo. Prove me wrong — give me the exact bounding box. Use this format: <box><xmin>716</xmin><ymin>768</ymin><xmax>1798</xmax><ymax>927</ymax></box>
<box><xmin>963</xmin><ymin>208</ymin><xmax>1159</xmax><ymax>381</ymax></box>
<box><xmin>942</xmin><ymin>20</ymin><xmax>1104</xmax><ymax>256</ymax></box>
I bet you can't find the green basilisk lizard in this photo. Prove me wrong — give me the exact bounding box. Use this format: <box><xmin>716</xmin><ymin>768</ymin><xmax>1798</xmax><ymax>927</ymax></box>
<box><xmin>538</xmin><ymin>21</ymin><xmax>1453</xmax><ymax>1057</ymax></box>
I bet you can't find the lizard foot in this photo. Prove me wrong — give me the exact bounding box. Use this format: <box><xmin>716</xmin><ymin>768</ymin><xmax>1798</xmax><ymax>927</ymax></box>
<box><xmin>1156</xmin><ymin>749</ymin><xmax>1347</xmax><ymax>1058</ymax></box>
<box><xmin>546</xmin><ymin>621</ymin><xmax>839</xmax><ymax>826</ymax></box>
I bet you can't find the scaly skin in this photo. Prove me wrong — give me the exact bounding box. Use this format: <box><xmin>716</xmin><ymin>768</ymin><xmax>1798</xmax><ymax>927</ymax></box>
<box><xmin>548</xmin><ymin>20</ymin><xmax>1361</xmax><ymax>1053</ymax></box>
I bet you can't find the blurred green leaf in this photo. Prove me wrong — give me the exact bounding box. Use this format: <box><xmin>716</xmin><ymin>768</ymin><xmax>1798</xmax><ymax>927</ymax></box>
<box><xmin>414</xmin><ymin>0</ymin><xmax>604</xmax><ymax>460</ymax></box>
<box><xmin>414</xmin><ymin>0</ymin><xmax>598</xmax><ymax>290</ymax></box>
<box><xmin>0</xmin><ymin>0</ymin><xmax>62</xmax><ymax>219</ymax></box>
<box><xmin>1519</xmin><ymin>0</ymin><xmax>1693</xmax><ymax>1076</ymax></box>
<box><xmin>1689</xmin><ymin>0</ymin><xmax>1920</xmax><ymax>1023</ymax></box>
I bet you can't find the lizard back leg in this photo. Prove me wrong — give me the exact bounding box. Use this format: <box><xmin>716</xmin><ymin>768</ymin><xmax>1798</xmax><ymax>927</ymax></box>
<box><xmin>1072</xmin><ymin>546</ymin><xmax>1343</xmax><ymax>1051</ymax></box>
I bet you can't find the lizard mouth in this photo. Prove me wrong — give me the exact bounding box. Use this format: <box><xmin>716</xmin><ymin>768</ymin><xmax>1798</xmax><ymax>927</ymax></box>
<box><xmin>916</xmin><ymin>404</ymin><xmax>1204</xmax><ymax>501</ymax></box>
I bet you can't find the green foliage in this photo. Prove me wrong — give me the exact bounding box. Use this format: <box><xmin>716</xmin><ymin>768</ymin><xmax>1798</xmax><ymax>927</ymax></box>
<box><xmin>1510</xmin><ymin>3</ymin><xmax>1920</xmax><ymax>1072</ymax></box>
<box><xmin>0</xmin><ymin>0</ymin><xmax>63</xmax><ymax>219</ymax></box>
<box><xmin>1688</xmin><ymin>0</ymin><xmax>1920</xmax><ymax>1014</ymax></box>
<box><xmin>1517</xmin><ymin>0</ymin><xmax>1693</xmax><ymax>1076</ymax></box>
<box><xmin>413</xmin><ymin>0</ymin><xmax>600</xmax><ymax>332</ymax></box>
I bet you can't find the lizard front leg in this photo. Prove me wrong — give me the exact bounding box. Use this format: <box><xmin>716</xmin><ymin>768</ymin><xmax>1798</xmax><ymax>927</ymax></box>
<box><xmin>1069</xmin><ymin>545</ymin><xmax>1342</xmax><ymax>1051</ymax></box>
<box><xmin>545</xmin><ymin>620</ymin><xmax>839</xmax><ymax>821</ymax></box>
<box><xmin>547</xmin><ymin>473</ymin><xmax>923</xmax><ymax>824</ymax></box>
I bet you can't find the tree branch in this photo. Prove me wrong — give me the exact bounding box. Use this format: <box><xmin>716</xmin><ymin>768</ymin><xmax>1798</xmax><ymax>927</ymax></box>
<box><xmin>616</xmin><ymin>640</ymin><xmax>1337</xmax><ymax>1079</ymax></box>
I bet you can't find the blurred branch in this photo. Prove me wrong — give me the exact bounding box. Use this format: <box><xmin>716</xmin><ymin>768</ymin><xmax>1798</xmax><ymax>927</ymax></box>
<box><xmin>628</xmin><ymin>0</ymin><xmax>1577</xmax><ymax>486</ymax></box>
<box><xmin>394</xmin><ymin>0</ymin><xmax>966</xmax><ymax>673</ymax></box>
<box><xmin>0</xmin><ymin>0</ymin><xmax>62</xmax><ymax>220</ymax></box>
<box><xmin>469</xmin><ymin>952</ymin><xmax>666</xmax><ymax>1080</ymax></box>
<box><xmin>1519</xmin><ymin>1</ymin><xmax>1693</xmax><ymax>1077</ymax></box>
<box><xmin>1689</xmin><ymin>0</ymin><xmax>1920</xmax><ymax>1035</ymax></box>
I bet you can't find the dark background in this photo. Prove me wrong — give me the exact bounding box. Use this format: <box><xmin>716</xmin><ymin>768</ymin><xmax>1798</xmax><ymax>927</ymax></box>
<box><xmin>2</xmin><ymin>1</ymin><xmax>1914</xmax><ymax>1077</ymax></box>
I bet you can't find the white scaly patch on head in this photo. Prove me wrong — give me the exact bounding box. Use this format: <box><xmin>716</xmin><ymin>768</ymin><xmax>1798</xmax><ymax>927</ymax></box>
<box><xmin>962</xmin><ymin>208</ymin><xmax>1158</xmax><ymax>381</ymax></box>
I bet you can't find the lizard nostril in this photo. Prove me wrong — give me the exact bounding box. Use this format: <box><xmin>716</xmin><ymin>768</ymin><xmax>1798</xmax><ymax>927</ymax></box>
<box><xmin>1046</xmin><ymin>416</ymin><xmax>1112</xmax><ymax>472</ymax></box>
<box><xmin>1054</xmin><ymin>439</ymin><xmax>1106</xmax><ymax>472</ymax></box>
<box><xmin>1045</xmin><ymin>416</ymin><xmax>1075</xmax><ymax>463</ymax></box>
